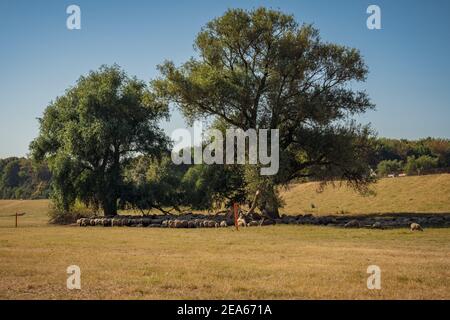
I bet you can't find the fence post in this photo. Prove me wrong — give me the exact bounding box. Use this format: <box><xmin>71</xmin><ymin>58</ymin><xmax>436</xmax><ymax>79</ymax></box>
<box><xmin>15</xmin><ymin>212</ymin><xmax>18</xmax><ymax>228</ymax></box>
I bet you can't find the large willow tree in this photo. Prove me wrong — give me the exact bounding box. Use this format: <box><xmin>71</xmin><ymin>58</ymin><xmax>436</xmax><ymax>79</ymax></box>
<box><xmin>30</xmin><ymin>65</ymin><xmax>170</xmax><ymax>216</ymax></box>
<box><xmin>153</xmin><ymin>8</ymin><xmax>376</xmax><ymax>218</ymax></box>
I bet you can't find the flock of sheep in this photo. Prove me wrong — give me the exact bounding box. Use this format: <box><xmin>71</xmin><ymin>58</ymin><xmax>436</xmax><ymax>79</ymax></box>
<box><xmin>76</xmin><ymin>214</ymin><xmax>428</xmax><ymax>231</ymax></box>
<box><xmin>76</xmin><ymin>215</ymin><xmax>274</xmax><ymax>228</ymax></box>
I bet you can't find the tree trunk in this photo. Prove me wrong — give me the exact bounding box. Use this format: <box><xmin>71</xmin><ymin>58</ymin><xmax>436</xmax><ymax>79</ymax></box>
<box><xmin>102</xmin><ymin>196</ymin><xmax>117</xmax><ymax>217</ymax></box>
<box><xmin>259</xmin><ymin>194</ymin><xmax>280</xmax><ymax>219</ymax></box>
<box><xmin>262</xmin><ymin>205</ymin><xmax>280</xmax><ymax>219</ymax></box>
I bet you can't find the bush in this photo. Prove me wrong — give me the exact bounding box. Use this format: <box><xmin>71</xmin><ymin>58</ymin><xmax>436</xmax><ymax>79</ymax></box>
<box><xmin>405</xmin><ymin>155</ymin><xmax>439</xmax><ymax>175</ymax></box>
<box><xmin>377</xmin><ymin>159</ymin><xmax>403</xmax><ymax>176</ymax></box>
<box><xmin>48</xmin><ymin>200</ymin><xmax>96</xmax><ymax>225</ymax></box>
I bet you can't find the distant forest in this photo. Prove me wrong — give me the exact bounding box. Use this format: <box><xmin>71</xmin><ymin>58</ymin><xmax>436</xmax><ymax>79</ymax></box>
<box><xmin>1</xmin><ymin>137</ymin><xmax>449</xmax><ymax>200</ymax></box>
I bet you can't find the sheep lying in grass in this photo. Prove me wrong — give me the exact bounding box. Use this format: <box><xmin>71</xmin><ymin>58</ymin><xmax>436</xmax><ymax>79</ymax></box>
<box><xmin>188</xmin><ymin>221</ymin><xmax>196</xmax><ymax>228</ymax></box>
<box><xmin>77</xmin><ymin>218</ymin><xmax>88</xmax><ymax>227</ymax></box>
<box><xmin>207</xmin><ymin>221</ymin><xmax>213</xmax><ymax>228</ymax></box>
<box><xmin>410</xmin><ymin>223</ymin><xmax>423</xmax><ymax>231</ymax></box>
<box><xmin>180</xmin><ymin>220</ymin><xmax>189</xmax><ymax>228</ymax></box>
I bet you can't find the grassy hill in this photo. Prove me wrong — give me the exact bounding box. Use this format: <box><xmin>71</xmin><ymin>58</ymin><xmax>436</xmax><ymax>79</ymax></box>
<box><xmin>280</xmin><ymin>173</ymin><xmax>450</xmax><ymax>215</ymax></box>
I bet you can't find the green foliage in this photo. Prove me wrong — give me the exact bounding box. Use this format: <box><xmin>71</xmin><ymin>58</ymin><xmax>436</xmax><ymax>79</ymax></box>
<box><xmin>15</xmin><ymin>7</ymin><xmax>450</xmax><ymax>217</ymax></box>
<box><xmin>0</xmin><ymin>157</ymin><xmax>51</xmax><ymax>199</ymax></box>
<box><xmin>244</xmin><ymin>165</ymin><xmax>284</xmax><ymax>217</ymax></box>
<box><xmin>153</xmin><ymin>8</ymin><xmax>377</xmax><ymax>216</ymax></box>
<box><xmin>121</xmin><ymin>155</ymin><xmax>187</xmax><ymax>214</ymax></box>
<box><xmin>405</xmin><ymin>155</ymin><xmax>439</xmax><ymax>175</ymax></box>
<box><xmin>377</xmin><ymin>159</ymin><xmax>404</xmax><ymax>176</ymax></box>
<box><xmin>181</xmin><ymin>163</ymin><xmax>246</xmax><ymax>210</ymax></box>
<box><xmin>48</xmin><ymin>200</ymin><xmax>96</xmax><ymax>225</ymax></box>
<box><xmin>30</xmin><ymin>65</ymin><xmax>170</xmax><ymax>216</ymax></box>
<box><xmin>374</xmin><ymin>138</ymin><xmax>450</xmax><ymax>167</ymax></box>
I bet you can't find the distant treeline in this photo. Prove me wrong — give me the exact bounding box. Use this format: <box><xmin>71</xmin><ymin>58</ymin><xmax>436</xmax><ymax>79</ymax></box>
<box><xmin>373</xmin><ymin>137</ymin><xmax>450</xmax><ymax>176</ymax></box>
<box><xmin>0</xmin><ymin>157</ymin><xmax>51</xmax><ymax>199</ymax></box>
<box><xmin>1</xmin><ymin>137</ymin><xmax>449</xmax><ymax>200</ymax></box>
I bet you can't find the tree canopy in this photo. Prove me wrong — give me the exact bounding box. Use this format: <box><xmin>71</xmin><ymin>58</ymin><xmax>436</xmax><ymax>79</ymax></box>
<box><xmin>153</xmin><ymin>7</ymin><xmax>376</xmax><ymax>217</ymax></box>
<box><xmin>30</xmin><ymin>65</ymin><xmax>170</xmax><ymax>216</ymax></box>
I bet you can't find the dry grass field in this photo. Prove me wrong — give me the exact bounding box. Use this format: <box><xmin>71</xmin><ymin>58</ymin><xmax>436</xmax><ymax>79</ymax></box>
<box><xmin>0</xmin><ymin>174</ymin><xmax>449</xmax><ymax>299</ymax></box>
<box><xmin>281</xmin><ymin>173</ymin><xmax>450</xmax><ymax>215</ymax></box>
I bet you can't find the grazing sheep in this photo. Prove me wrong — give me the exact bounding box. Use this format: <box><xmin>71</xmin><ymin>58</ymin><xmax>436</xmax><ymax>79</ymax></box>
<box><xmin>410</xmin><ymin>223</ymin><xmax>423</xmax><ymax>232</ymax></box>
<box><xmin>220</xmin><ymin>221</ymin><xmax>228</xmax><ymax>228</ymax></box>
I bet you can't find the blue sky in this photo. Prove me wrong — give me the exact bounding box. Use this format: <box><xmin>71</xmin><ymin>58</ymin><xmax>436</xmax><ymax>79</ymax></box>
<box><xmin>0</xmin><ymin>0</ymin><xmax>449</xmax><ymax>158</ymax></box>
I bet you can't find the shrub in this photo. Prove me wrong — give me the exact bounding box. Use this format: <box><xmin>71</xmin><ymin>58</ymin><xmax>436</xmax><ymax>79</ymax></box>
<box><xmin>405</xmin><ymin>155</ymin><xmax>439</xmax><ymax>175</ymax></box>
<box><xmin>48</xmin><ymin>200</ymin><xmax>96</xmax><ymax>225</ymax></box>
<box><xmin>377</xmin><ymin>159</ymin><xmax>403</xmax><ymax>176</ymax></box>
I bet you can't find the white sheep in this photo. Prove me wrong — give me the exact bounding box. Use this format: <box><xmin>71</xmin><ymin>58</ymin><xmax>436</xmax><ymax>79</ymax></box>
<box><xmin>410</xmin><ymin>223</ymin><xmax>423</xmax><ymax>231</ymax></box>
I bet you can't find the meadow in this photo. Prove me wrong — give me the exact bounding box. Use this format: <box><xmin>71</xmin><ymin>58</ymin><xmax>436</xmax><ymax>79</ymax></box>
<box><xmin>0</xmin><ymin>174</ymin><xmax>449</xmax><ymax>299</ymax></box>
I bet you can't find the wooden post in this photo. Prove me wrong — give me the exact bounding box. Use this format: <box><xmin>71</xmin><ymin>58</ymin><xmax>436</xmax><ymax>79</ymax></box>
<box><xmin>233</xmin><ymin>203</ymin><xmax>239</xmax><ymax>231</ymax></box>
<box><xmin>15</xmin><ymin>212</ymin><xmax>18</xmax><ymax>228</ymax></box>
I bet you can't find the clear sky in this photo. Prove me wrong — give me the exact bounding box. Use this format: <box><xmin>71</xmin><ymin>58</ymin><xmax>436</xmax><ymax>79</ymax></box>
<box><xmin>0</xmin><ymin>0</ymin><xmax>449</xmax><ymax>158</ymax></box>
